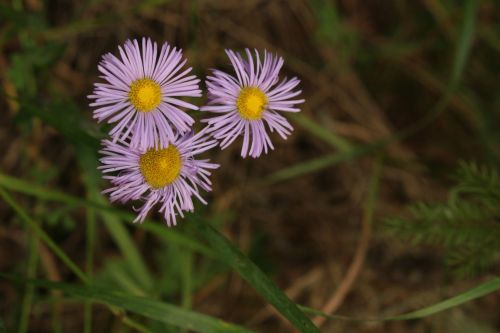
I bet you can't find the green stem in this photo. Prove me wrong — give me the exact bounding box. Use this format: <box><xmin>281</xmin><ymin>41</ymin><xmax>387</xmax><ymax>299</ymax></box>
<box><xmin>0</xmin><ymin>188</ymin><xmax>150</xmax><ymax>333</ymax></box>
<box><xmin>17</xmin><ymin>232</ymin><xmax>38</xmax><ymax>333</ymax></box>
<box><xmin>291</xmin><ymin>113</ymin><xmax>353</xmax><ymax>152</ymax></box>
<box><xmin>181</xmin><ymin>250</ymin><xmax>193</xmax><ymax>310</ymax></box>
<box><xmin>0</xmin><ymin>172</ymin><xmax>215</xmax><ymax>257</ymax></box>
<box><xmin>0</xmin><ymin>188</ymin><xmax>89</xmax><ymax>284</ymax></box>
<box><xmin>84</xmin><ymin>199</ymin><xmax>96</xmax><ymax>333</ymax></box>
<box><xmin>299</xmin><ymin>276</ymin><xmax>500</xmax><ymax>322</ymax></box>
<box><xmin>122</xmin><ymin>317</ymin><xmax>153</xmax><ymax>333</ymax></box>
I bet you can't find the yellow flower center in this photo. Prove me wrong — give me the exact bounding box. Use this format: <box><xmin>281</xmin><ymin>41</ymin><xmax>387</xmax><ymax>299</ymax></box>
<box><xmin>236</xmin><ymin>87</ymin><xmax>268</xmax><ymax>120</ymax></box>
<box><xmin>129</xmin><ymin>78</ymin><xmax>162</xmax><ymax>112</ymax></box>
<box><xmin>139</xmin><ymin>145</ymin><xmax>182</xmax><ymax>189</ymax></box>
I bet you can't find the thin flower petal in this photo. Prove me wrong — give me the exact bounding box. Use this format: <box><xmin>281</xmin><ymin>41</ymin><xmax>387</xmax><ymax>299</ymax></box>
<box><xmin>201</xmin><ymin>49</ymin><xmax>304</xmax><ymax>158</ymax></box>
<box><xmin>100</xmin><ymin>131</ymin><xmax>219</xmax><ymax>226</ymax></box>
<box><xmin>89</xmin><ymin>38</ymin><xmax>199</xmax><ymax>150</ymax></box>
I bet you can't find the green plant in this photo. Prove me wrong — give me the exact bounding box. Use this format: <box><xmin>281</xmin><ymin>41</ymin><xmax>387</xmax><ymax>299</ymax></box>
<box><xmin>385</xmin><ymin>162</ymin><xmax>500</xmax><ymax>276</ymax></box>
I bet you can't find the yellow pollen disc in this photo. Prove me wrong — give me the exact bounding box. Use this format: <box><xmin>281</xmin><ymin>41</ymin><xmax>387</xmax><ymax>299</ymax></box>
<box><xmin>236</xmin><ymin>87</ymin><xmax>268</xmax><ymax>120</ymax></box>
<box><xmin>139</xmin><ymin>146</ymin><xmax>182</xmax><ymax>189</ymax></box>
<box><xmin>129</xmin><ymin>78</ymin><xmax>162</xmax><ymax>112</ymax></box>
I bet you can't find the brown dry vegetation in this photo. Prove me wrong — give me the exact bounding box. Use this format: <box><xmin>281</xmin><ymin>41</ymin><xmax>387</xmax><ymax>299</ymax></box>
<box><xmin>1</xmin><ymin>0</ymin><xmax>499</xmax><ymax>332</ymax></box>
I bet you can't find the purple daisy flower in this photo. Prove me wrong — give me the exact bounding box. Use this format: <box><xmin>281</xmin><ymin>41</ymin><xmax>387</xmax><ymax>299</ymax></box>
<box><xmin>201</xmin><ymin>49</ymin><xmax>304</xmax><ymax>158</ymax></box>
<box><xmin>89</xmin><ymin>38</ymin><xmax>201</xmax><ymax>150</ymax></box>
<box><xmin>99</xmin><ymin>129</ymin><xmax>219</xmax><ymax>226</ymax></box>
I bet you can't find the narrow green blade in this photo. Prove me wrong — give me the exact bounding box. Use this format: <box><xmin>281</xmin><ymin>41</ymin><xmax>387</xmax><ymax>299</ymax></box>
<box><xmin>389</xmin><ymin>277</ymin><xmax>500</xmax><ymax>320</ymax></box>
<box><xmin>300</xmin><ymin>277</ymin><xmax>500</xmax><ymax>322</ymax></box>
<box><xmin>1</xmin><ymin>275</ymin><xmax>254</xmax><ymax>333</ymax></box>
<box><xmin>450</xmin><ymin>0</ymin><xmax>479</xmax><ymax>88</ymax></box>
<box><xmin>0</xmin><ymin>173</ymin><xmax>212</xmax><ymax>257</ymax></box>
<box><xmin>191</xmin><ymin>219</ymin><xmax>320</xmax><ymax>333</ymax></box>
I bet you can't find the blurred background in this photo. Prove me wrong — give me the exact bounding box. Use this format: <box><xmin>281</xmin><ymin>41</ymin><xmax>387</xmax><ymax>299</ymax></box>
<box><xmin>1</xmin><ymin>0</ymin><xmax>499</xmax><ymax>332</ymax></box>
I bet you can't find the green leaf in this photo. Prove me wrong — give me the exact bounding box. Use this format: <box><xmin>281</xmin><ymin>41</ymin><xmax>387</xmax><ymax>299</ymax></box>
<box><xmin>450</xmin><ymin>0</ymin><xmax>479</xmax><ymax>88</ymax></box>
<box><xmin>0</xmin><ymin>172</ymin><xmax>213</xmax><ymax>258</ymax></box>
<box><xmin>143</xmin><ymin>223</ymin><xmax>217</xmax><ymax>259</ymax></box>
<box><xmin>299</xmin><ymin>277</ymin><xmax>500</xmax><ymax>322</ymax></box>
<box><xmin>2</xmin><ymin>173</ymin><xmax>498</xmax><ymax>327</ymax></box>
<box><xmin>96</xmin><ymin>258</ymin><xmax>152</xmax><ymax>296</ymax></box>
<box><xmin>190</xmin><ymin>218</ymin><xmax>320</xmax><ymax>333</ymax></box>
<box><xmin>78</xmin><ymin>141</ymin><xmax>154</xmax><ymax>293</ymax></box>
<box><xmin>266</xmin><ymin>143</ymin><xmax>375</xmax><ymax>184</ymax></box>
<box><xmin>290</xmin><ymin>114</ymin><xmax>352</xmax><ymax>152</ymax></box>
<box><xmin>0</xmin><ymin>275</ymin><xmax>254</xmax><ymax>333</ymax></box>
<box><xmin>391</xmin><ymin>277</ymin><xmax>500</xmax><ymax>320</ymax></box>
<box><xmin>17</xmin><ymin>232</ymin><xmax>38</xmax><ymax>333</ymax></box>
<box><xmin>0</xmin><ymin>187</ymin><xmax>89</xmax><ymax>284</ymax></box>
<box><xmin>18</xmin><ymin>99</ymin><xmax>101</xmax><ymax>150</ymax></box>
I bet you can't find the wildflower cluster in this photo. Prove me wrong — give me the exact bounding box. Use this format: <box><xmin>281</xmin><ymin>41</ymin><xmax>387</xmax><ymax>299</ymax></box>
<box><xmin>89</xmin><ymin>38</ymin><xmax>303</xmax><ymax>226</ymax></box>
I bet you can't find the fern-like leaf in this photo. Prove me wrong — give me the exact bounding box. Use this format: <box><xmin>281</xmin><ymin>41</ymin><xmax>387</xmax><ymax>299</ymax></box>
<box><xmin>385</xmin><ymin>161</ymin><xmax>500</xmax><ymax>277</ymax></box>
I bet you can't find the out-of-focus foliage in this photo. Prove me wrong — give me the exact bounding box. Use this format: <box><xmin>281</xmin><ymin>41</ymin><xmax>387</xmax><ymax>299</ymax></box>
<box><xmin>1</xmin><ymin>0</ymin><xmax>499</xmax><ymax>332</ymax></box>
<box><xmin>386</xmin><ymin>162</ymin><xmax>500</xmax><ymax>277</ymax></box>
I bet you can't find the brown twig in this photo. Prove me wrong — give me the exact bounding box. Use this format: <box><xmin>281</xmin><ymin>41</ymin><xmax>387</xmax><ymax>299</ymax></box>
<box><xmin>313</xmin><ymin>156</ymin><xmax>383</xmax><ymax>328</ymax></box>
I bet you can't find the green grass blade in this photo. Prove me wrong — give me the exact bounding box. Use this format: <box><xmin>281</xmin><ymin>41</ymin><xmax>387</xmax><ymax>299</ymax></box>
<box><xmin>388</xmin><ymin>277</ymin><xmax>500</xmax><ymax>320</ymax></box>
<box><xmin>17</xmin><ymin>232</ymin><xmax>38</xmax><ymax>333</ymax></box>
<box><xmin>6</xmin><ymin>173</ymin><xmax>495</xmax><ymax>326</ymax></box>
<box><xmin>0</xmin><ymin>188</ymin><xmax>89</xmax><ymax>284</ymax></box>
<box><xmin>2</xmin><ymin>172</ymin><xmax>496</xmax><ymax>327</ymax></box>
<box><xmin>299</xmin><ymin>276</ymin><xmax>500</xmax><ymax>322</ymax></box>
<box><xmin>291</xmin><ymin>114</ymin><xmax>352</xmax><ymax>152</ymax></box>
<box><xmin>0</xmin><ymin>275</ymin><xmax>254</xmax><ymax>333</ymax></box>
<box><xmin>266</xmin><ymin>144</ymin><xmax>375</xmax><ymax>184</ymax></box>
<box><xmin>266</xmin><ymin>154</ymin><xmax>340</xmax><ymax>183</ymax></box>
<box><xmin>391</xmin><ymin>0</ymin><xmax>479</xmax><ymax>143</ymax></box>
<box><xmin>0</xmin><ymin>173</ymin><xmax>83</xmax><ymax>205</ymax></box>
<box><xmin>142</xmin><ymin>223</ymin><xmax>216</xmax><ymax>259</ymax></box>
<box><xmin>99</xmin><ymin>204</ymin><xmax>154</xmax><ymax>291</ymax></box>
<box><xmin>0</xmin><ymin>173</ymin><xmax>215</xmax><ymax>258</ymax></box>
<box><xmin>79</xmin><ymin>147</ymin><xmax>154</xmax><ymax>292</ymax></box>
<box><xmin>84</xmin><ymin>188</ymin><xmax>96</xmax><ymax>333</ymax></box>
<box><xmin>181</xmin><ymin>250</ymin><xmax>193</xmax><ymax>310</ymax></box>
<box><xmin>107</xmin><ymin>262</ymin><xmax>148</xmax><ymax>296</ymax></box>
<box><xmin>0</xmin><ymin>173</ymin><xmax>316</xmax><ymax>331</ymax></box>
<box><xmin>275</xmin><ymin>0</ymin><xmax>479</xmax><ymax>176</ymax></box>
<box><xmin>190</xmin><ymin>219</ymin><xmax>320</xmax><ymax>333</ymax></box>
<box><xmin>0</xmin><ymin>146</ymin><xmax>160</xmax><ymax>333</ymax></box>
<box><xmin>450</xmin><ymin>0</ymin><xmax>479</xmax><ymax>88</ymax></box>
